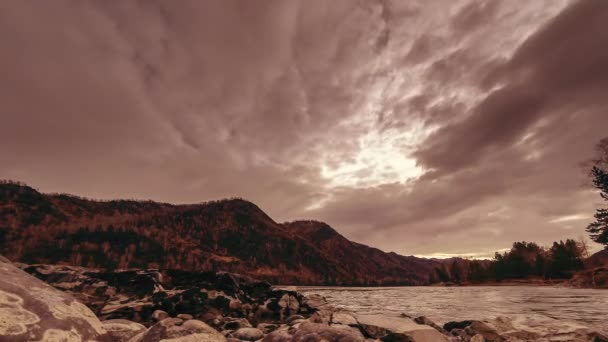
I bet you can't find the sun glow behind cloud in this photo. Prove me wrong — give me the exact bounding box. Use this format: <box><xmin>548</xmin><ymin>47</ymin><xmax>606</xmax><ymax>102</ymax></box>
<box><xmin>320</xmin><ymin>120</ymin><xmax>436</xmax><ymax>188</ymax></box>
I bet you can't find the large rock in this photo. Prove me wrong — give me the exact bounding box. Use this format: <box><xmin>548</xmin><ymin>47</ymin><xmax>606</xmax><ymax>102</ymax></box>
<box><xmin>0</xmin><ymin>257</ymin><xmax>109</xmax><ymax>341</ymax></box>
<box><xmin>130</xmin><ymin>318</ymin><xmax>226</xmax><ymax>342</ymax></box>
<box><xmin>263</xmin><ymin>321</ymin><xmax>365</xmax><ymax>342</ymax></box>
<box><xmin>102</xmin><ymin>319</ymin><xmax>147</xmax><ymax>341</ymax></box>
<box><xmin>357</xmin><ymin>314</ymin><xmax>448</xmax><ymax>342</ymax></box>
<box><xmin>232</xmin><ymin>327</ymin><xmax>264</xmax><ymax>341</ymax></box>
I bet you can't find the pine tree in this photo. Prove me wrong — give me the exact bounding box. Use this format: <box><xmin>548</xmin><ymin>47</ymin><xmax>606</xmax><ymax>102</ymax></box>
<box><xmin>586</xmin><ymin>166</ymin><xmax>608</xmax><ymax>246</ymax></box>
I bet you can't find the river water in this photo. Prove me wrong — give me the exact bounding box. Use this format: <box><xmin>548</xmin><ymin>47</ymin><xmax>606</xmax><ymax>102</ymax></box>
<box><xmin>297</xmin><ymin>286</ymin><xmax>608</xmax><ymax>335</ymax></box>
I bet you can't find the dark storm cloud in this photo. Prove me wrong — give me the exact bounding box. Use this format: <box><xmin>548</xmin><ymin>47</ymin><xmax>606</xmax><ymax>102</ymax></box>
<box><xmin>311</xmin><ymin>0</ymin><xmax>608</xmax><ymax>256</ymax></box>
<box><xmin>416</xmin><ymin>0</ymin><xmax>608</xmax><ymax>175</ymax></box>
<box><xmin>1</xmin><ymin>0</ymin><xmax>603</xmax><ymax>257</ymax></box>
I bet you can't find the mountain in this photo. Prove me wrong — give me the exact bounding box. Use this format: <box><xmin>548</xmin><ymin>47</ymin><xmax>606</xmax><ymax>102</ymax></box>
<box><xmin>0</xmin><ymin>181</ymin><xmax>440</xmax><ymax>285</ymax></box>
<box><xmin>586</xmin><ymin>248</ymin><xmax>608</xmax><ymax>268</ymax></box>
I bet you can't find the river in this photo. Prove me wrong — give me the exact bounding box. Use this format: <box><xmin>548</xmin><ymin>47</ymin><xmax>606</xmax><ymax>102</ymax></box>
<box><xmin>297</xmin><ymin>286</ymin><xmax>608</xmax><ymax>335</ymax></box>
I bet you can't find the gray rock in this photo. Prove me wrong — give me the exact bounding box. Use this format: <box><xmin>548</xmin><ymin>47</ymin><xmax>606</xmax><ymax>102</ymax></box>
<box><xmin>470</xmin><ymin>334</ymin><xmax>485</xmax><ymax>342</ymax></box>
<box><xmin>262</xmin><ymin>329</ymin><xmax>293</xmax><ymax>342</ymax></box>
<box><xmin>357</xmin><ymin>314</ymin><xmax>448</xmax><ymax>342</ymax></box>
<box><xmin>414</xmin><ymin>316</ymin><xmax>448</xmax><ymax>335</ymax></box>
<box><xmin>258</xmin><ymin>323</ymin><xmax>280</xmax><ymax>334</ymax></box>
<box><xmin>102</xmin><ymin>319</ymin><xmax>146</xmax><ymax>341</ymax></box>
<box><xmin>301</xmin><ymin>294</ymin><xmax>329</xmax><ymax>311</ymax></box>
<box><xmin>263</xmin><ymin>321</ymin><xmax>365</xmax><ymax>342</ymax></box>
<box><xmin>464</xmin><ymin>321</ymin><xmax>504</xmax><ymax>342</ymax></box>
<box><xmin>286</xmin><ymin>314</ymin><xmax>306</xmax><ymax>325</ymax></box>
<box><xmin>331</xmin><ymin>311</ymin><xmax>359</xmax><ymax>326</ymax></box>
<box><xmin>232</xmin><ymin>327</ymin><xmax>264</xmax><ymax>341</ymax></box>
<box><xmin>131</xmin><ymin>318</ymin><xmax>226</xmax><ymax>342</ymax></box>
<box><xmin>151</xmin><ymin>309</ymin><xmax>169</xmax><ymax>322</ymax></box>
<box><xmin>223</xmin><ymin>317</ymin><xmax>253</xmax><ymax>330</ymax></box>
<box><xmin>177</xmin><ymin>313</ymin><xmax>193</xmax><ymax>320</ymax></box>
<box><xmin>0</xmin><ymin>258</ymin><xmax>109</xmax><ymax>341</ymax></box>
<box><xmin>279</xmin><ymin>294</ymin><xmax>300</xmax><ymax>312</ymax></box>
<box><xmin>229</xmin><ymin>298</ymin><xmax>243</xmax><ymax>311</ymax></box>
<box><xmin>450</xmin><ymin>328</ymin><xmax>469</xmax><ymax>340</ymax></box>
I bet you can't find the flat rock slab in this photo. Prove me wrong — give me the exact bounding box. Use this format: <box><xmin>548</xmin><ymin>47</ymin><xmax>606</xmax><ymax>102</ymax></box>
<box><xmin>0</xmin><ymin>258</ymin><xmax>109</xmax><ymax>341</ymax></box>
<box><xmin>356</xmin><ymin>314</ymin><xmax>448</xmax><ymax>342</ymax></box>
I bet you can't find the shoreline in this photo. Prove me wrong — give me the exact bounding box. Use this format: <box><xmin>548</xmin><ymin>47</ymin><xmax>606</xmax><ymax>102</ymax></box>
<box><xmin>2</xmin><ymin>260</ymin><xmax>608</xmax><ymax>341</ymax></box>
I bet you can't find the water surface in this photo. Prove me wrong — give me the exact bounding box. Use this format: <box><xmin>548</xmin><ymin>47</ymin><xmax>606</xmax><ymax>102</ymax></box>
<box><xmin>297</xmin><ymin>286</ymin><xmax>608</xmax><ymax>334</ymax></box>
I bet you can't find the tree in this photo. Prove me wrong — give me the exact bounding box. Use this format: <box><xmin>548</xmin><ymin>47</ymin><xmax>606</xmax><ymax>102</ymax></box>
<box><xmin>451</xmin><ymin>260</ymin><xmax>461</xmax><ymax>283</ymax></box>
<box><xmin>546</xmin><ymin>239</ymin><xmax>584</xmax><ymax>278</ymax></box>
<box><xmin>586</xmin><ymin>138</ymin><xmax>608</xmax><ymax>247</ymax></box>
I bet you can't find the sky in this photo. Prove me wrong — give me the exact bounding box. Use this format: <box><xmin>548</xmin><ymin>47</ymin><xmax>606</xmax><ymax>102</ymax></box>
<box><xmin>2</xmin><ymin>0</ymin><xmax>608</xmax><ymax>258</ymax></box>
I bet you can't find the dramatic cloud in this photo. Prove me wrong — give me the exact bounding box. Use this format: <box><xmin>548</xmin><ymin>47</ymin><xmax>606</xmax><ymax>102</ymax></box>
<box><xmin>1</xmin><ymin>0</ymin><xmax>607</xmax><ymax>257</ymax></box>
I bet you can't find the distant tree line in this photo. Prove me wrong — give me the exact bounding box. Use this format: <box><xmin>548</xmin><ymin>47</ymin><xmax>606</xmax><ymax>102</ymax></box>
<box><xmin>430</xmin><ymin>239</ymin><xmax>586</xmax><ymax>284</ymax></box>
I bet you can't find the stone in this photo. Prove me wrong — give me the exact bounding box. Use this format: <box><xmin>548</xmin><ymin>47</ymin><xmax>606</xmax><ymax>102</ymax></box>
<box><xmin>470</xmin><ymin>334</ymin><xmax>485</xmax><ymax>342</ymax></box>
<box><xmin>0</xmin><ymin>258</ymin><xmax>109</xmax><ymax>342</ymax></box>
<box><xmin>177</xmin><ymin>313</ymin><xmax>193</xmax><ymax>320</ymax></box>
<box><xmin>331</xmin><ymin>311</ymin><xmax>359</xmax><ymax>326</ymax></box>
<box><xmin>443</xmin><ymin>321</ymin><xmax>473</xmax><ymax>332</ymax></box>
<box><xmin>286</xmin><ymin>314</ymin><xmax>306</xmax><ymax>325</ymax></box>
<box><xmin>357</xmin><ymin>314</ymin><xmax>448</xmax><ymax>342</ymax></box>
<box><xmin>278</xmin><ymin>293</ymin><xmax>300</xmax><ymax>312</ymax></box>
<box><xmin>262</xmin><ymin>329</ymin><xmax>292</xmax><ymax>342</ymax></box>
<box><xmin>258</xmin><ymin>323</ymin><xmax>279</xmax><ymax>334</ymax></box>
<box><xmin>102</xmin><ymin>319</ymin><xmax>147</xmax><ymax>341</ymax></box>
<box><xmin>450</xmin><ymin>329</ymin><xmax>469</xmax><ymax>340</ymax></box>
<box><xmin>380</xmin><ymin>333</ymin><xmax>415</xmax><ymax>342</ymax></box>
<box><xmin>591</xmin><ymin>332</ymin><xmax>608</xmax><ymax>342</ymax></box>
<box><xmin>131</xmin><ymin>318</ymin><xmax>226</xmax><ymax>342</ymax></box>
<box><xmin>263</xmin><ymin>321</ymin><xmax>365</xmax><ymax>342</ymax></box>
<box><xmin>229</xmin><ymin>298</ymin><xmax>243</xmax><ymax>311</ymax></box>
<box><xmin>307</xmin><ymin>309</ymin><xmax>333</xmax><ymax>324</ymax></box>
<box><xmin>414</xmin><ymin>316</ymin><xmax>448</xmax><ymax>335</ymax></box>
<box><xmin>232</xmin><ymin>327</ymin><xmax>265</xmax><ymax>341</ymax></box>
<box><xmin>151</xmin><ymin>309</ymin><xmax>169</xmax><ymax>322</ymax></box>
<box><xmin>293</xmin><ymin>321</ymin><xmax>365</xmax><ymax>341</ymax></box>
<box><xmin>223</xmin><ymin>317</ymin><xmax>253</xmax><ymax>330</ymax></box>
<box><xmin>301</xmin><ymin>294</ymin><xmax>329</xmax><ymax>311</ymax></box>
<box><xmin>464</xmin><ymin>321</ymin><xmax>504</xmax><ymax>342</ymax></box>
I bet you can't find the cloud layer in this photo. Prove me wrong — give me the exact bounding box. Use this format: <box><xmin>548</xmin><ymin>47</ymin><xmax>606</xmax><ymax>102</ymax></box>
<box><xmin>2</xmin><ymin>0</ymin><xmax>607</xmax><ymax>257</ymax></box>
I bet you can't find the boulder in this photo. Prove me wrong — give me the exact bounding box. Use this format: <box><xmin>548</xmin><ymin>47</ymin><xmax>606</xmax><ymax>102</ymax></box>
<box><xmin>258</xmin><ymin>323</ymin><xmax>279</xmax><ymax>334</ymax></box>
<box><xmin>263</xmin><ymin>321</ymin><xmax>365</xmax><ymax>342</ymax></box>
<box><xmin>331</xmin><ymin>310</ymin><xmax>359</xmax><ymax>326</ymax></box>
<box><xmin>357</xmin><ymin>314</ymin><xmax>448</xmax><ymax>342</ymax></box>
<box><xmin>222</xmin><ymin>317</ymin><xmax>253</xmax><ymax>330</ymax></box>
<box><xmin>151</xmin><ymin>309</ymin><xmax>169</xmax><ymax>322</ymax></box>
<box><xmin>449</xmin><ymin>328</ymin><xmax>469</xmax><ymax>340</ymax></box>
<box><xmin>300</xmin><ymin>294</ymin><xmax>329</xmax><ymax>311</ymax></box>
<box><xmin>470</xmin><ymin>335</ymin><xmax>485</xmax><ymax>342</ymax></box>
<box><xmin>177</xmin><ymin>313</ymin><xmax>193</xmax><ymax>320</ymax></box>
<box><xmin>130</xmin><ymin>318</ymin><xmax>226</xmax><ymax>342</ymax></box>
<box><xmin>414</xmin><ymin>316</ymin><xmax>448</xmax><ymax>335</ymax></box>
<box><xmin>232</xmin><ymin>327</ymin><xmax>264</xmax><ymax>341</ymax></box>
<box><xmin>286</xmin><ymin>315</ymin><xmax>306</xmax><ymax>325</ymax></box>
<box><xmin>464</xmin><ymin>321</ymin><xmax>504</xmax><ymax>342</ymax></box>
<box><xmin>102</xmin><ymin>319</ymin><xmax>147</xmax><ymax>341</ymax></box>
<box><xmin>0</xmin><ymin>258</ymin><xmax>109</xmax><ymax>341</ymax></box>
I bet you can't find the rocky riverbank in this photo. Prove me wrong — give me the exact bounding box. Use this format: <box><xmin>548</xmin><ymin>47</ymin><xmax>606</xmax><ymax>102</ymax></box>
<box><xmin>1</xmin><ymin>258</ymin><xmax>607</xmax><ymax>342</ymax></box>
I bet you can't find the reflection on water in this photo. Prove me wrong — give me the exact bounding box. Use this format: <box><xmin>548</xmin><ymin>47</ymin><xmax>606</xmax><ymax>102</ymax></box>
<box><xmin>297</xmin><ymin>286</ymin><xmax>608</xmax><ymax>334</ymax></box>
